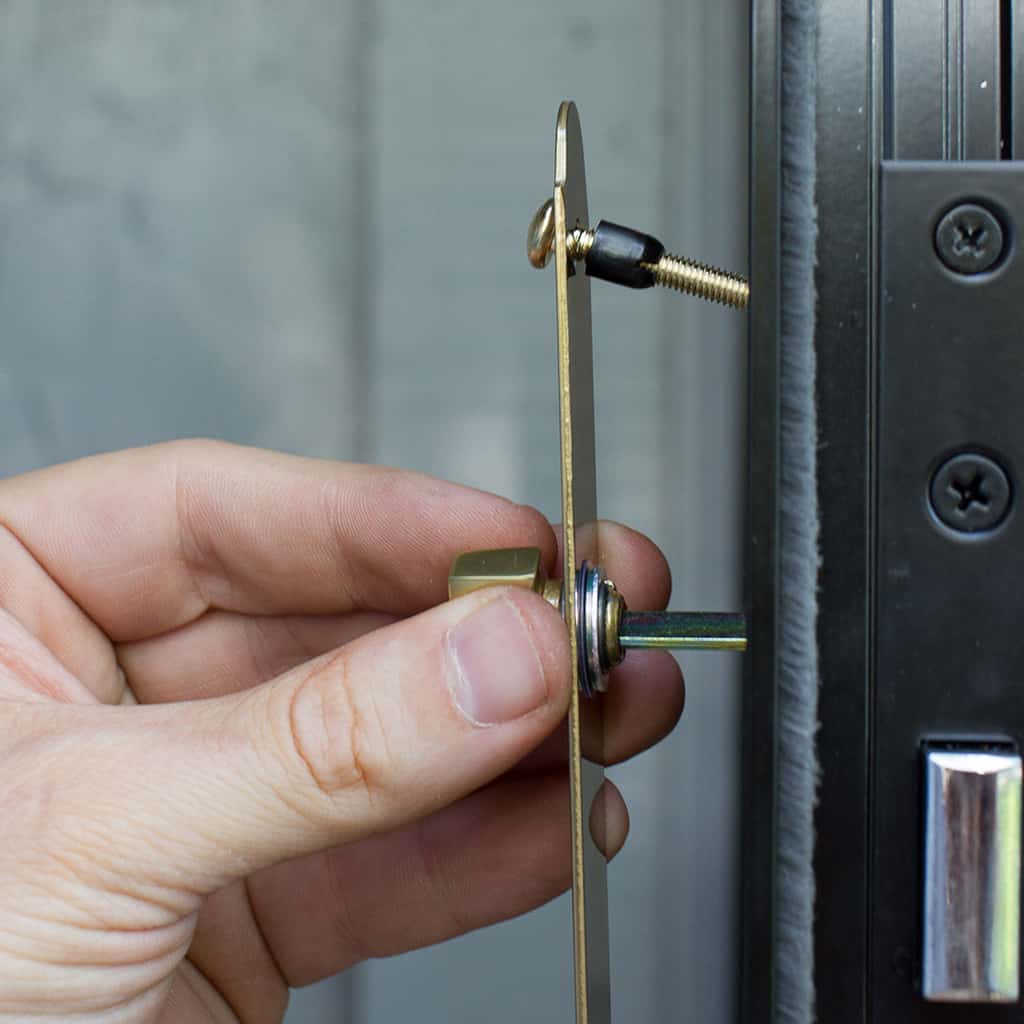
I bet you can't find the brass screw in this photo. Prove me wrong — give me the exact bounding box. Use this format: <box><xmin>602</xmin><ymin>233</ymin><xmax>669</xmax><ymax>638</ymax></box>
<box><xmin>642</xmin><ymin>251</ymin><xmax>750</xmax><ymax>307</ymax></box>
<box><xmin>527</xmin><ymin>198</ymin><xmax>749</xmax><ymax>310</ymax></box>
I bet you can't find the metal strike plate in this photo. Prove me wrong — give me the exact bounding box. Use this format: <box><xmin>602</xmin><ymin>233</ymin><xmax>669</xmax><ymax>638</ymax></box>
<box><xmin>870</xmin><ymin>163</ymin><xmax>1024</xmax><ymax>1018</ymax></box>
<box><xmin>922</xmin><ymin>746</ymin><xmax>1022</xmax><ymax>1003</ymax></box>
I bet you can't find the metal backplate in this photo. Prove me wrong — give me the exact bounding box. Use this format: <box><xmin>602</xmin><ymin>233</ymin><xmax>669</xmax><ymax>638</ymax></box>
<box><xmin>553</xmin><ymin>100</ymin><xmax>610</xmax><ymax>1024</ymax></box>
<box><xmin>874</xmin><ymin>162</ymin><xmax>1024</xmax><ymax>1019</ymax></box>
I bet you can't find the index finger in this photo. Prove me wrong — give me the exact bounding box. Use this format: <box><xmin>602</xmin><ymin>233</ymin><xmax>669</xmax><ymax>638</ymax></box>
<box><xmin>0</xmin><ymin>440</ymin><xmax>556</xmax><ymax>643</ymax></box>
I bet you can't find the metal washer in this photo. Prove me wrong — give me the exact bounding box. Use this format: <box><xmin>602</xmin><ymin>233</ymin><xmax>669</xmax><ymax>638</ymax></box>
<box><xmin>576</xmin><ymin>561</ymin><xmax>609</xmax><ymax>696</ymax></box>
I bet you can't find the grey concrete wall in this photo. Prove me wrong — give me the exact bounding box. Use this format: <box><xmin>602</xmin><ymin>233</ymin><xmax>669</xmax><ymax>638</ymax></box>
<box><xmin>0</xmin><ymin>1</ymin><xmax>748</xmax><ymax>1020</ymax></box>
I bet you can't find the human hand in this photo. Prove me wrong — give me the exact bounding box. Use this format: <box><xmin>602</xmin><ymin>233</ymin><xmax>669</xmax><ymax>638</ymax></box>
<box><xmin>0</xmin><ymin>441</ymin><xmax>684</xmax><ymax>1022</ymax></box>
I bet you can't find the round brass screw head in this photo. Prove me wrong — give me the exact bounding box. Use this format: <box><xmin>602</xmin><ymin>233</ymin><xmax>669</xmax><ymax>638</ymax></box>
<box><xmin>528</xmin><ymin>198</ymin><xmax>555</xmax><ymax>268</ymax></box>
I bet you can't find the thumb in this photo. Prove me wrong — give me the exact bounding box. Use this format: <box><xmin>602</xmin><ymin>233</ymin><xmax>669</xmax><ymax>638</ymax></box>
<box><xmin>62</xmin><ymin>588</ymin><xmax>571</xmax><ymax>897</ymax></box>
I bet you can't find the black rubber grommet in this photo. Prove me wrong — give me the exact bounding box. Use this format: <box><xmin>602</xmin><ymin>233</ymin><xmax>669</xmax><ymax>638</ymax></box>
<box><xmin>584</xmin><ymin>220</ymin><xmax>664</xmax><ymax>288</ymax></box>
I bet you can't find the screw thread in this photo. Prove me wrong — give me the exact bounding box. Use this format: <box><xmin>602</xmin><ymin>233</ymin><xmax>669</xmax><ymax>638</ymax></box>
<box><xmin>643</xmin><ymin>253</ymin><xmax>750</xmax><ymax>309</ymax></box>
<box><xmin>566</xmin><ymin>227</ymin><xmax>595</xmax><ymax>261</ymax></box>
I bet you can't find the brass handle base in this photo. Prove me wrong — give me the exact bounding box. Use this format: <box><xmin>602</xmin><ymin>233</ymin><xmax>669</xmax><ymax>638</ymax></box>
<box><xmin>448</xmin><ymin>547</ymin><xmax>747</xmax><ymax>695</ymax></box>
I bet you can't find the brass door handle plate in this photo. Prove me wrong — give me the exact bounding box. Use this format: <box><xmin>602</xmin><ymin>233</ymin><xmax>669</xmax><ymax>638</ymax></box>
<box><xmin>496</xmin><ymin>102</ymin><xmax>747</xmax><ymax>1023</ymax></box>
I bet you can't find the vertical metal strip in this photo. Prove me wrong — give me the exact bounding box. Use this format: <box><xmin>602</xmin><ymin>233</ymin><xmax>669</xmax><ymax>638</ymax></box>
<box><xmin>553</xmin><ymin>101</ymin><xmax>610</xmax><ymax>1024</ymax></box>
<box><xmin>1012</xmin><ymin>0</ymin><xmax>1024</xmax><ymax>157</ymax></box>
<box><xmin>805</xmin><ymin>1</ymin><xmax>880</xmax><ymax>1020</ymax></box>
<box><xmin>962</xmin><ymin>0</ymin><xmax>1001</xmax><ymax>158</ymax></box>
<box><xmin>742</xmin><ymin>0</ymin><xmax>782</xmax><ymax>1015</ymax></box>
<box><xmin>891</xmin><ymin>0</ymin><xmax>1003</xmax><ymax>159</ymax></box>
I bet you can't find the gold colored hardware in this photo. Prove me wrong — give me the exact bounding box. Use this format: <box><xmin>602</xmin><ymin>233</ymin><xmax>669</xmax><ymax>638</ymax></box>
<box><xmin>642</xmin><ymin>253</ymin><xmax>750</xmax><ymax>307</ymax></box>
<box><xmin>514</xmin><ymin>102</ymin><xmax>748</xmax><ymax>1022</ymax></box>
<box><xmin>527</xmin><ymin>197</ymin><xmax>750</xmax><ymax>309</ymax></box>
<box><xmin>527</xmin><ymin>200</ymin><xmax>556</xmax><ymax>268</ymax></box>
<box><xmin>552</xmin><ymin>100</ymin><xmax>609</xmax><ymax>1024</ymax></box>
<box><xmin>602</xmin><ymin>577</ymin><xmax>623</xmax><ymax>666</ymax></box>
<box><xmin>528</xmin><ymin>200</ymin><xmax>594</xmax><ymax>268</ymax></box>
<box><xmin>448</xmin><ymin>547</ymin><xmax>626</xmax><ymax>675</ymax></box>
<box><xmin>447</xmin><ymin>547</ymin><xmax>562</xmax><ymax>607</ymax></box>
<box><xmin>617</xmin><ymin>610</ymin><xmax>748</xmax><ymax>651</ymax></box>
<box><xmin>449</xmin><ymin>546</ymin><xmax>748</xmax><ymax>675</ymax></box>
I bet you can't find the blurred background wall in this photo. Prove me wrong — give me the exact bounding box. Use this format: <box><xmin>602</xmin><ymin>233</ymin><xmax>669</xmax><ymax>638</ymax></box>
<box><xmin>0</xmin><ymin>1</ymin><xmax>748</xmax><ymax>1020</ymax></box>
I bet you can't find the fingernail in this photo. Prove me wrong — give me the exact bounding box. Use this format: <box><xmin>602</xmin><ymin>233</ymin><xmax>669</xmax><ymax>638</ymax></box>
<box><xmin>446</xmin><ymin>595</ymin><xmax>549</xmax><ymax>726</ymax></box>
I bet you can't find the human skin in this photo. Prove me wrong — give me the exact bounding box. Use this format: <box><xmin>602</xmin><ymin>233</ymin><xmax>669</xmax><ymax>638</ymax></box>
<box><xmin>0</xmin><ymin>440</ymin><xmax>685</xmax><ymax>1022</ymax></box>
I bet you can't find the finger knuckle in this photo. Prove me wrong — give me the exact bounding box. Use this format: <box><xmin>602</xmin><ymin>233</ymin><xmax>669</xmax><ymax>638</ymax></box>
<box><xmin>286</xmin><ymin>651</ymin><xmax>390</xmax><ymax>806</ymax></box>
